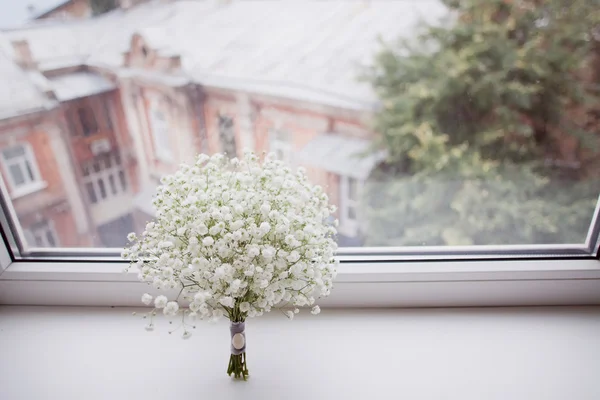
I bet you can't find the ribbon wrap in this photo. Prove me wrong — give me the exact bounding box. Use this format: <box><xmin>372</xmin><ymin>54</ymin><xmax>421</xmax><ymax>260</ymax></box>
<box><xmin>230</xmin><ymin>321</ymin><xmax>246</xmax><ymax>355</ymax></box>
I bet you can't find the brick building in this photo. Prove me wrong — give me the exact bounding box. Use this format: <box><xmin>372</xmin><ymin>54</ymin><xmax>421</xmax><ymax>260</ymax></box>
<box><xmin>0</xmin><ymin>0</ymin><xmax>447</xmax><ymax>248</ymax></box>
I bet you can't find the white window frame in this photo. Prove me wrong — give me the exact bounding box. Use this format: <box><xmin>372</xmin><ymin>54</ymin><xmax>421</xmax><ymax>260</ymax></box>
<box><xmin>0</xmin><ymin>192</ymin><xmax>598</xmax><ymax>307</ymax></box>
<box><xmin>149</xmin><ymin>100</ymin><xmax>173</xmax><ymax>163</ymax></box>
<box><xmin>0</xmin><ymin>143</ymin><xmax>47</xmax><ymax>199</ymax></box>
<box><xmin>82</xmin><ymin>152</ymin><xmax>128</xmax><ymax>205</ymax></box>
<box><xmin>339</xmin><ymin>175</ymin><xmax>365</xmax><ymax>238</ymax></box>
<box><xmin>217</xmin><ymin>113</ymin><xmax>237</xmax><ymax>157</ymax></box>
<box><xmin>24</xmin><ymin>220</ymin><xmax>60</xmax><ymax>248</ymax></box>
<box><xmin>270</xmin><ymin>128</ymin><xmax>293</xmax><ymax>165</ymax></box>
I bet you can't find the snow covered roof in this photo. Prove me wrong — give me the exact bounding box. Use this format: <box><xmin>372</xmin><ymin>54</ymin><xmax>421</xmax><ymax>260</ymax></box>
<box><xmin>1</xmin><ymin>0</ymin><xmax>448</xmax><ymax>110</ymax></box>
<box><xmin>0</xmin><ymin>0</ymin><xmax>67</xmax><ymax>29</ymax></box>
<box><xmin>296</xmin><ymin>133</ymin><xmax>386</xmax><ymax>180</ymax></box>
<box><xmin>0</xmin><ymin>49</ymin><xmax>56</xmax><ymax>120</ymax></box>
<box><xmin>48</xmin><ymin>72</ymin><xmax>116</xmax><ymax>101</ymax></box>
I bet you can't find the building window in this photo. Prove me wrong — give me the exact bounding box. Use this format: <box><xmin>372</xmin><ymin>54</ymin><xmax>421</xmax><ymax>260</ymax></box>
<box><xmin>81</xmin><ymin>152</ymin><xmax>127</xmax><ymax>205</ymax></box>
<box><xmin>24</xmin><ymin>220</ymin><xmax>59</xmax><ymax>248</ymax></box>
<box><xmin>270</xmin><ymin>128</ymin><xmax>293</xmax><ymax>165</ymax></box>
<box><xmin>103</xmin><ymin>99</ymin><xmax>114</xmax><ymax>131</ymax></box>
<box><xmin>1</xmin><ymin>143</ymin><xmax>43</xmax><ymax>195</ymax></box>
<box><xmin>149</xmin><ymin>101</ymin><xmax>173</xmax><ymax>162</ymax></box>
<box><xmin>217</xmin><ymin>114</ymin><xmax>236</xmax><ymax>157</ymax></box>
<box><xmin>340</xmin><ymin>175</ymin><xmax>361</xmax><ymax>237</ymax></box>
<box><xmin>78</xmin><ymin>107</ymin><xmax>99</xmax><ymax>136</ymax></box>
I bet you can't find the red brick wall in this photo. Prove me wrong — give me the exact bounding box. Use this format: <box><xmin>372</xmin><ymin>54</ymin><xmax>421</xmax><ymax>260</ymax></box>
<box><xmin>0</xmin><ymin>112</ymin><xmax>90</xmax><ymax>247</ymax></box>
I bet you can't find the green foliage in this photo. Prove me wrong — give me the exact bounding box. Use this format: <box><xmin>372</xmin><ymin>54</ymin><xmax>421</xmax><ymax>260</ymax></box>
<box><xmin>363</xmin><ymin>0</ymin><xmax>600</xmax><ymax>246</ymax></box>
<box><xmin>90</xmin><ymin>0</ymin><xmax>117</xmax><ymax>16</ymax></box>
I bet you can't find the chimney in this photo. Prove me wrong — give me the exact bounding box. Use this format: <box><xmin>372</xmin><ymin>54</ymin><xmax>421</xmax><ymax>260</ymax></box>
<box><xmin>12</xmin><ymin>40</ymin><xmax>37</xmax><ymax>70</ymax></box>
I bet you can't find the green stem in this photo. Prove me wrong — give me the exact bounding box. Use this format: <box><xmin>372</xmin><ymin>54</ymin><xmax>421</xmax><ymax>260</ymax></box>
<box><xmin>227</xmin><ymin>353</ymin><xmax>248</xmax><ymax>380</ymax></box>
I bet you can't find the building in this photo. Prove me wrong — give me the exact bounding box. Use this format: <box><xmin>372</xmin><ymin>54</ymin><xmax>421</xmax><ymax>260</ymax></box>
<box><xmin>0</xmin><ymin>0</ymin><xmax>447</xmax><ymax>248</ymax></box>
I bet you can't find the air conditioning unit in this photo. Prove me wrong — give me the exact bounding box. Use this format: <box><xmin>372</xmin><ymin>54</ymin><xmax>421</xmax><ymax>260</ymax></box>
<box><xmin>90</xmin><ymin>138</ymin><xmax>111</xmax><ymax>155</ymax></box>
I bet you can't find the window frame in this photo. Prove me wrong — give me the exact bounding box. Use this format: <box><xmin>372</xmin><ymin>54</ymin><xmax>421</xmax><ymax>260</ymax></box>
<box><xmin>269</xmin><ymin>128</ymin><xmax>293</xmax><ymax>165</ymax></box>
<box><xmin>148</xmin><ymin>99</ymin><xmax>174</xmax><ymax>163</ymax></box>
<box><xmin>0</xmin><ymin>196</ymin><xmax>598</xmax><ymax>307</ymax></box>
<box><xmin>339</xmin><ymin>175</ymin><xmax>362</xmax><ymax>237</ymax></box>
<box><xmin>81</xmin><ymin>152</ymin><xmax>127</xmax><ymax>205</ymax></box>
<box><xmin>0</xmin><ymin>142</ymin><xmax>46</xmax><ymax>199</ymax></box>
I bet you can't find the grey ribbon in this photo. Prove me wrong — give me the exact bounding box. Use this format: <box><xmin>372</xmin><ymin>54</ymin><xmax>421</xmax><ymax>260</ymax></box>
<box><xmin>230</xmin><ymin>321</ymin><xmax>246</xmax><ymax>355</ymax></box>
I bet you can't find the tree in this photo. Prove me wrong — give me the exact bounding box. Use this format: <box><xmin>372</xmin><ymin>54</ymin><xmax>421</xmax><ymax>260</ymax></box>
<box><xmin>90</xmin><ymin>0</ymin><xmax>117</xmax><ymax>16</ymax></box>
<box><xmin>363</xmin><ymin>0</ymin><xmax>600</xmax><ymax>246</ymax></box>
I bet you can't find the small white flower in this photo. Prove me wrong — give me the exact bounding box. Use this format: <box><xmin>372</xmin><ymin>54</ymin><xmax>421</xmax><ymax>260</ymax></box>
<box><xmin>219</xmin><ymin>296</ymin><xmax>235</xmax><ymax>308</ymax></box>
<box><xmin>294</xmin><ymin>308</ymin><xmax>300</xmax><ymax>314</ymax></box>
<box><xmin>163</xmin><ymin>301</ymin><xmax>179</xmax><ymax>316</ymax></box>
<box><xmin>141</xmin><ymin>293</ymin><xmax>153</xmax><ymax>305</ymax></box>
<box><xmin>202</xmin><ymin>237</ymin><xmax>215</xmax><ymax>246</ymax></box>
<box><xmin>154</xmin><ymin>295</ymin><xmax>168</xmax><ymax>309</ymax></box>
<box><xmin>127</xmin><ymin>232</ymin><xmax>136</xmax><ymax>242</ymax></box>
<box><xmin>239</xmin><ymin>302</ymin><xmax>250</xmax><ymax>312</ymax></box>
<box><xmin>311</xmin><ymin>305</ymin><xmax>321</xmax><ymax>315</ymax></box>
<box><xmin>285</xmin><ymin>310</ymin><xmax>294</xmax><ymax>320</ymax></box>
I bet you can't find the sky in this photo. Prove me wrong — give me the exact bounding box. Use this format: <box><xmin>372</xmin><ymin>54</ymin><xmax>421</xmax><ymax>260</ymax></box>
<box><xmin>0</xmin><ymin>0</ymin><xmax>65</xmax><ymax>29</ymax></box>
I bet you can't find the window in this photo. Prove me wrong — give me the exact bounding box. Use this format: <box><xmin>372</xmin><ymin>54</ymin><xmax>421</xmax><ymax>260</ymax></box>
<box><xmin>339</xmin><ymin>176</ymin><xmax>361</xmax><ymax>238</ymax></box>
<box><xmin>217</xmin><ymin>114</ymin><xmax>236</xmax><ymax>157</ymax></box>
<box><xmin>270</xmin><ymin>129</ymin><xmax>292</xmax><ymax>165</ymax></box>
<box><xmin>81</xmin><ymin>153</ymin><xmax>127</xmax><ymax>205</ymax></box>
<box><xmin>24</xmin><ymin>220</ymin><xmax>59</xmax><ymax>248</ymax></box>
<box><xmin>103</xmin><ymin>99</ymin><xmax>114</xmax><ymax>131</ymax></box>
<box><xmin>149</xmin><ymin>100</ymin><xmax>173</xmax><ymax>162</ymax></box>
<box><xmin>0</xmin><ymin>1</ymin><xmax>598</xmax><ymax>307</ymax></box>
<box><xmin>0</xmin><ymin>143</ymin><xmax>44</xmax><ymax>197</ymax></box>
<box><xmin>77</xmin><ymin>107</ymin><xmax>98</xmax><ymax>136</ymax></box>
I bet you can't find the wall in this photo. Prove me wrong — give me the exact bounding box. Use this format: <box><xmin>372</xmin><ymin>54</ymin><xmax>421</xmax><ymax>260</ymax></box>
<box><xmin>0</xmin><ymin>111</ymin><xmax>90</xmax><ymax>247</ymax></box>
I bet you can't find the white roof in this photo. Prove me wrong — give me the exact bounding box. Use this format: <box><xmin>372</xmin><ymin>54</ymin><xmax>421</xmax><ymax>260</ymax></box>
<box><xmin>0</xmin><ymin>49</ymin><xmax>55</xmax><ymax>120</ymax></box>
<box><xmin>0</xmin><ymin>0</ymin><xmax>67</xmax><ymax>29</ymax></box>
<box><xmin>49</xmin><ymin>72</ymin><xmax>116</xmax><ymax>101</ymax></box>
<box><xmin>2</xmin><ymin>0</ymin><xmax>447</xmax><ymax>110</ymax></box>
<box><xmin>296</xmin><ymin>133</ymin><xmax>386</xmax><ymax>180</ymax></box>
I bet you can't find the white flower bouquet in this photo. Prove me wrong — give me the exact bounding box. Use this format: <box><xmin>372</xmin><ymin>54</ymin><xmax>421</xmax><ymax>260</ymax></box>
<box><xmin>123</xmin><ymin>151</ymin><xmax>338</xmax><ymax>380</ymax></box>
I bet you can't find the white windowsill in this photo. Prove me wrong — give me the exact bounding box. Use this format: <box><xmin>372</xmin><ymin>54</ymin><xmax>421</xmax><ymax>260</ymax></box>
<box><xmin>1</xmin><ymin>305</ymin><xmax>599</xmax><ymax>400</ymax></box>
<box><xmin>9</xmin><ymin>180</ymin><xmax>48</xmax><ymax>200</ymax></box>
<box><xmin>1</xmin><ymin>258</ymin><xmax>599</xmax><ymax>307</ymax></box>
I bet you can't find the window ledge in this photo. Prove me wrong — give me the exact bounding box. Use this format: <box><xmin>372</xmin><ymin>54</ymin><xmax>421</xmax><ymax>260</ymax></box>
<box><xmin>10</xmin><ymin>181</ymin><xmax>48</xmax><ymax>200</ymax></box>
<box><xmin>1</xmin><ymin>305</ymin><xmax>599</xmax><ymax>400</ymax></box>
<box><xmin>1</xmin><ymin>258</ymin><xmax>599</xmax><ymax>307</ymax></box>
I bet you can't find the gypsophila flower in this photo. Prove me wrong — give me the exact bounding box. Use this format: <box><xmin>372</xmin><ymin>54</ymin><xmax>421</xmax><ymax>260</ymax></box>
<box><xmin>164</xmin><ymin>301</ymin><xmax>179</xmax><ymax>316</ymax></box>
<box><xmin>141</xmin><ymin>293</ymin><xmax>153</xmax><ymax>305</ymax></box>
<box><xmin>123</xmin><ymin>151</ymin><xmax>337</xmax><ymax>330</ymax></box>
<box><xmin>311</xmin><ymin>305</ymin><xmax>321</xmax><ymax>315</ymax></box>
<box><xmin>154</xmin><ymin>295</ymin><xmax>168</xmax><ymax>309</ymax></box>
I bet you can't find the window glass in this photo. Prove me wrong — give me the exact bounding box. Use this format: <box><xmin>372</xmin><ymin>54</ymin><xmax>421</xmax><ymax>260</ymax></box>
<box><xmin>1</xmin><ymin>144</ymin><xmax>41</xmax><ymax>193</ymax></box>
<box><xmin>149</xmin><ymin>100</ymin><xmax>173</xmax><ymax>162</ymax></box>
<box><xmin>218</xmin><ymin>114</ymin><xmax>236</xmax><ymax>157</ymax></box>
<box><xmin>78</xmin><ymin>107</ymin><xmax>98</xmax><ymax>136</ymax></box>
<box><xmin>0</xmin><ymin>0</ymin><xmax>598</xmax><ymax>253</ymax></box>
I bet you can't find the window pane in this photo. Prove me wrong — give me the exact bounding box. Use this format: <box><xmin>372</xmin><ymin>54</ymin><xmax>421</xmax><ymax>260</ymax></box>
<box><xmin>8</xmin><ymin>164</ymin><xmax>25</xmax><ymax>186</ymax></box>
<box><xmin>0</xmin><ymin>1</ymin><xmax>598</xmax><ymax>254</ymax></box>
<box><xmin>2</xmin><ymin>146</ymin><xmax>25</xmax><ymax>159</ymax></box>
<box><xmin>118</xmin><ymin>170</ymin><xmax>127</xmax><ymax>191</ymax></box>
<box><xmin>108</xmin><ymin>174</ymin><xmax>117</xmax><ymax>195</ymax></box>
<box><xmin>86</xmin><ymin>182</ymin><xmax>97</xmax><ymax>204</ymax></box>
<box><xmin>218</xmin><ymin>114</ymin><xmax>236</xmax><ymax>157</ymax></box>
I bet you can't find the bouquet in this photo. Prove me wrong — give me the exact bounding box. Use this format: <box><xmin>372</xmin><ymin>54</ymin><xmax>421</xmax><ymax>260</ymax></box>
<box><xmin>122</xmin><ymin>151</ymin><xmax>338</xmax><ymax>380</ymax></box>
